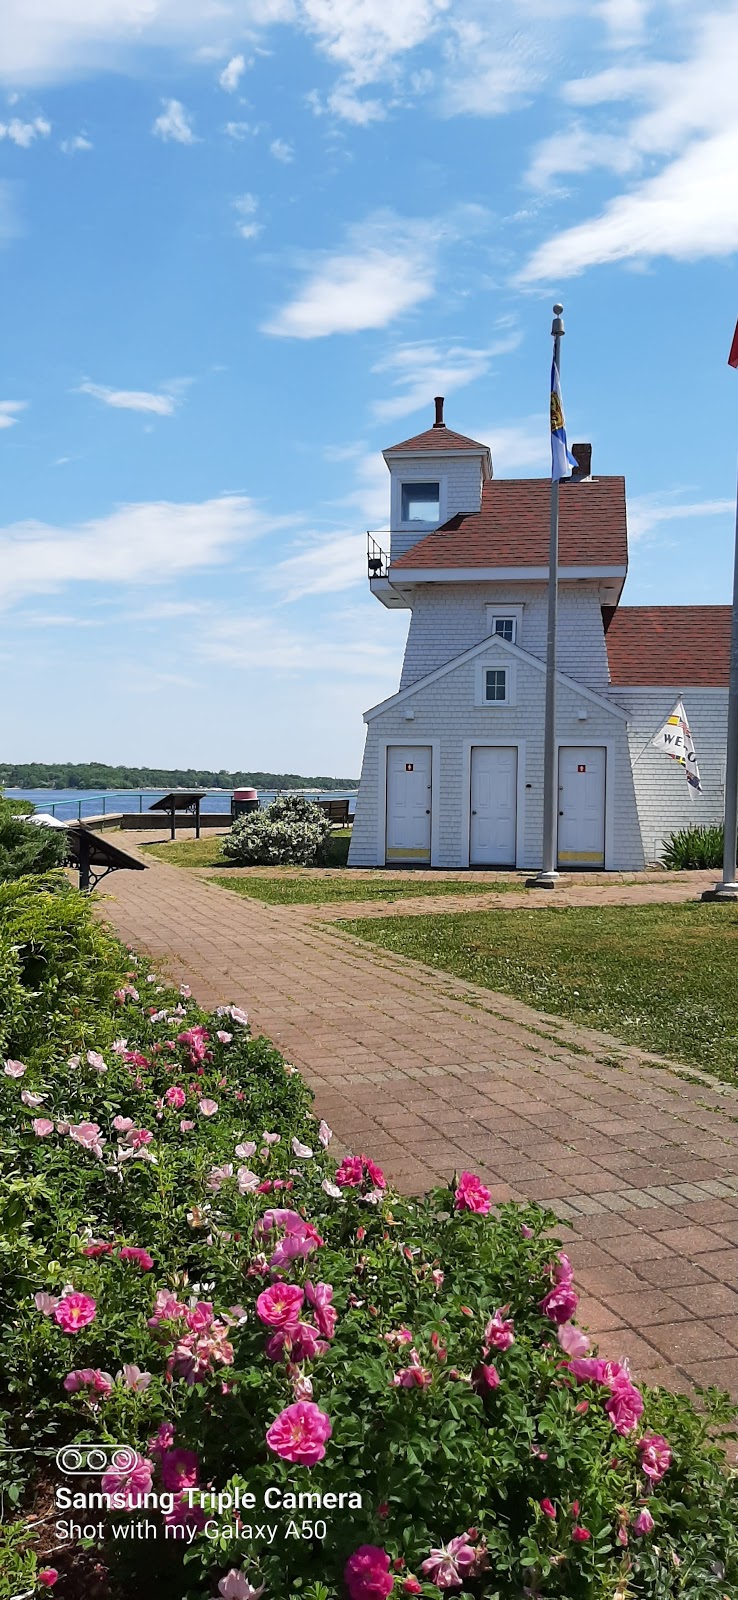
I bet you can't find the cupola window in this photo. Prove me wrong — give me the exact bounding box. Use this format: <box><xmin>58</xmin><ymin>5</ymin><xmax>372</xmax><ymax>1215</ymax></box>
<box><xmin>401</xmin><ymin>481</ymin><xmax>440</xmax><ymax>524</ymax></box>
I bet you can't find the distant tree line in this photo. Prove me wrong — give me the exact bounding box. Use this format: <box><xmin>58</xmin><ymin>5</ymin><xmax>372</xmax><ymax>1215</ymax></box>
<box><xmin>0</xmin><ymin>763</ymin><xmax>358</xmax><ymax>792</ymax></box>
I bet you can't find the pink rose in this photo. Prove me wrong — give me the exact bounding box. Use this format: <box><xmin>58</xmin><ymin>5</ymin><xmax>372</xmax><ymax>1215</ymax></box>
<box><xmin>558</xmin><ymin>1323</ymin><xmax>590</xmax><ymax>1358</ymax></box>
<box><xmin>32</xmin><ymin>1118</ymin><xmax>55</xmax><ymax>1137</ymax></box>
<box><xmin>484</xmin><ymin>1308</ymin><xmax>514</xmax><ymax>1351</ymax></box>
<box><xmin>38</xmin><ymin>1571</ymin><xmax>58</xmax><ymax>1588</ymax></box>
<box><xmin>471</xmin><ymin>1362</ymin><xmax>500</xmax><ymax>1395</ymax></box>
<box><xmin>393</xmin><ymin>1349</ymin><xmax>432</xmax><ymax>1388</ymax></box>
<box><xmin>198</xmin><ymin>1099</ymin><xmax>218</xmax><ymax>1117</ymax></box>
<box><xmin>571</xmin><ymin>1525</ymin><xmax>591</xmax><ymax>1543</ymax></box>
<box><xmin>345</xmin><ymin>1545</ymin><xmax>394</xmax><ymax>1600</ymax></box>
<box><xmin>180</xmin><ymin>1119</ymin><xmax>195</xmax><ymax>1132</ymax></box>
<box><xmin>165</xmin><ymin>1086</ymin><xmax>186</xmax><ymax>1109</ymax></box>
<box><xmin>422</xmin><ymin>1533</ymin><xmax>478</xmax><ymax>1589</ymax></box>
<box><xmin>161</xmin><ymin>1447</ymin><xmax>199</xmax><ymax>1492</ymax></box>
<box><xmin>454</xmin><ymin>1171</ymin><xmax>491</xmax><ymax>1215</ymax></box>
<box><xmin>101</xmin><ymin>1453</ymin><xmax>153</xmax><ymax>1506</ymax></box>
<box><xmin>305</xmin><ymin>1281</ymin><xmax>338</xmax><ymax>1339</ymax></box>
<box><xmin>265</xmin><ymin>1401</ymin><xmax>332</xmax><ymax>1465</ymax></box>
<box><xmin>4</xmin><ymin>1059</ymin><xmax>26</xmax><ymax>1078</ymax></box>
<box><xmin>540</xmin><ymin>1498</ymin><xmax>556</xmax><ymax>1519</ymax></box>
<box><xmin>638</xmin><ymin>1433</ymin><xmax>672</xmax><ymax>1482</ymax></box>
<box><xmin>256</xmin><ymin>1284</ymin><xmax>305</xmax><ymax>1330</ymax></box>
<box><xmin>318</xmin><ymin>1120</ymin><xmax>332</xmax><ymax>1147</ymax></box>
<box><xmin>118</xmin><ymin>1246</ymin><xmax>154</xmax><ymax>1271</ymax></box>
<box><xmin>605</xmin><ymin>1374</ymin><xmax>644</xmax><ymax>1436</ymax></box>
<box><xmin>185</xmin><ymin>1301</ymin><xmax>214</xmax><ymax>1333</ymax></box>
<box><xmin>54</xmin><ymin>1292</ymin><xmax>97</xmax><ymax>1333</ymax></box>
<box><xmin>539</xmin><ymin>1283</ymin><xmax>578</xmax><ymax>1324</ymax></box>
<box><xmin>149</xmin><ymin>1422</ymin><xmax>176</xmax><ymax>1456</ymax></box>
<box><xmin>63</xmin><ymin>1367</ymin><xmax>114</xmax><ymax>1398</ymax></box>
<box><xmin>68</xmin><ymin>1121</ymin><xmax>106</xmax><ymax>1159</ymax></box>
<box><xmin>21</xmin><ymin>1091</ymin><xmax>46</xmax><ymax>1107</ymax></box>
<box><xmin>265</xmin><ymin>1322</ymin><xmax>326</xmax><ymax>1364</ymax></box>
<box><xmin>632</xmin><ymin>1508</ymin><xmax>655</xmax><ymax>1535</ymax></box>
<box><xmin>35</xmin><ymin>1292</ymin><xmax>59</xmax><ymax>1316</ymax></box>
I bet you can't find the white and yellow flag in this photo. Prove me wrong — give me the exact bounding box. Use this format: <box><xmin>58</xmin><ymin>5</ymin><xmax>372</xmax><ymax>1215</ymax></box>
<box><xmin>650</xmin><ymin>700</ymin><xmax>702</xmax><ymax>796</ymax></box>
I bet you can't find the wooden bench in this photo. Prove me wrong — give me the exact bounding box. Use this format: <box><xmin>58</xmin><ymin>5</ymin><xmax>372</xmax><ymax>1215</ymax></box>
<box><xmin>315</xmin><ymin>798</ymin><xmax>351</xmax><ymax>827</ymax></box>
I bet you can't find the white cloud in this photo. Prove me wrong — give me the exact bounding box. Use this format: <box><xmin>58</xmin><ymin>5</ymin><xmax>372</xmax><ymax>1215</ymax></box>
<box><xmin>268</xmin><ymin>531</ymin><xmax>367</xmax><ymax>600</ymax></box>
<box><xmin>472</xmin><ymin>418</ymin><xmax>550</xmax><ymax>474</ymax></box>
<box><xmin>263</xmin><ymin>212</ymin><xmax>438</xmax><ymax>339</ymax></box>
<box><xmin>152</xmin><ymin>98</ymin><xmax>197</xmax><ymax>145</ymax></box>
<box><xmin>224</xmin><ymin>120</ymin><xmax>257</xmax><ymax>140</ymax></box>
<box><xmin>297</xmin><ymin>0</ymin><xmax>448</xmax><ymax>87</ymax></box>
<box><xmin>60</xmin><ymin>132</ymin><xmax>92</xmax><ymax>153</ymax></box>
<box><xmin>627</xmin><ymin>493</ymin><xmax>734</xmax><ymax>543</ymax></box>
<box><xmin>440</xmin><ymin>16</ymin><xmax>547</xmax><ymax>118</ymax></box>
<box><xmin>233</xmin><ymin>192</ymin><xmax>262</xmax><ymax>239</ymax></box>
<box><xmin>521</xmin><ymin>6</ymin><xmax>738</xmax><ymax>278</ymax></box>
<box><xmin>0</xmin><ymin>399</ymin><xmax>28</xmax><ymax>430</ymax></box>
<box><xmin>0</xmin><ymin>114</ymin><xmax>50</xmax><ymax>146</ymax></box>
<box><xmin>76</xmin><ymin>381</ymin><xmax>187</xmax><ymax>416</ymax></box>
<box><xmin>0</xmin><ymin>494</ymin><xmax>268</xmax><ymax>606</ymax></box>
<box><xmin>219</xmin><ymin>53</ymin><xmax>246</xmax><ymax>91</ymax></box>
<box><xmin>372</xmin><ymin>333</ymin><xmax>520</xmax><ymax>421</ymax></box>
<box><xmin>201</xmin><ymin>607</ymin><xmax>399</xmax><ymax>676</ymax></box>
<box><xmin>270</xmin><ymin>136</ymin><xmax>294</xmax><ymax>162</ymax></box>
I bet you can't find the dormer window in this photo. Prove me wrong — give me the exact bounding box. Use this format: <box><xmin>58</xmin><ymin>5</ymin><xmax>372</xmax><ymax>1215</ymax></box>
<box><xmin>401</xmin><ymin>481</ymin><xmax>440</xmax><ymax>524</ymax></box>
<box><xmin>486</xmin><ymin>605</ymin><xmax>523</xmax><ymax>644</ymax></box>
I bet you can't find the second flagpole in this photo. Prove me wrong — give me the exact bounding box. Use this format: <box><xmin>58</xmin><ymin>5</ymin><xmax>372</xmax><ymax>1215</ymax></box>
<box><xmin>536</xmin><ymin>303</ymin><xmax>565</xmax><ymax>887</ymax></box>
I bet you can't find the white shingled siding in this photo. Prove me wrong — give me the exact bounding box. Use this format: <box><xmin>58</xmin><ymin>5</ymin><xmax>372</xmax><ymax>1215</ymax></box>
<box><xmin>349</xmin><ymin>638</ymin><xmax>643</xmax><ymax>870</ymax></box>
<box><xmin>611</xmin><ymin>687</ymin><xmax>728</xmax><ymax>863</ymax></box>
<box><xmin>387</xmin><ymin>454</ymin><xmax>484</xmax><ymax>563</ymax></box>
<box><xmin>399</xmin><ymin>582</ymin><xmax>612</xmax><ymax>692</ymax></box>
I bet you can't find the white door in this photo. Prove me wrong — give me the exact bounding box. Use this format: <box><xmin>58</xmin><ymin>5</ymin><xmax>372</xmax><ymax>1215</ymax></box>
<box><xmin>386</xmin><ymin>747</ymin><xmax>432</xmax><ymax>863</ymax></box>
<box><xmin>558</xmin><ymin>747</ymin><xmax>606</xmax><ymax>867</ymax></box>
<box><xmin>470</xmin><ymin>747</ymin><xmax>518</xmax><ymax>866</ymax></box>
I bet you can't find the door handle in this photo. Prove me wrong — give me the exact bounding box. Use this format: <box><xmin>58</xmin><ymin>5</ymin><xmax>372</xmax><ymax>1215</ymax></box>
<box><xmin>471</xmin><ymin>810</ymin><xmax>477</xmax><ymax>815</ymax></box>
<box><xmin>425</xmin><ymin>809</ymin><xmax>431</xmax><ymax>815</ymax></box>
<box><xmin>559</xmin><ymin>810</ymin><xmax>564</xmax><ymax>816</ymax></box>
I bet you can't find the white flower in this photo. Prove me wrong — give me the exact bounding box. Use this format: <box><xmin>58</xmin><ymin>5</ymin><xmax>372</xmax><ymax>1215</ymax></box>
<box><xmin>291</xmin><ymin>1137</ymin><xmax>313</xmax><ymax>1160</ymax></box>
<box><xmin>4</xmin><ymin>1060</ymin><xmax>26</xmax><ymax>1078</ymax></box>
<box><xmin>86</xmin><ymin>1050</ymin><xmax>107</xmax><ymax>1073</ymax></box>
<box><xmin>119</xmin><ymin>1364</ymin><xmax>152</xmax><ymax>1391</ymax></box>
<box><xmin>216</xmin><ymin>1570</ymin><xmax>264</xmax><ymax>1600</ymax></box>
<box><xmin>235</xmin><ymin>1141</ymin><xmax>257</xmax><ymax>1159</ymax></box>
<box><xmin>237</xmin><ymin>1167</ymin><xmax>260</xmax><ymax>1193</ymax></box>
<box><xmin>21</xmin><ymin>1091</ymin><xmax>46</xmax><ymax>1108</ymax></box>
<box><xmin>321</xmin><ymin>1180</ymin><xmax>345</xmax><ymax>1201</ymax></box>
<box><xmin>318</xmin><ymin>1120</ymin><xmax>332</xmax><ymax>1147</ymax></box>
<box><xmin>262</xmin><ymin>1132</ymin><xmax>280</xmax><ymax>1145</ymax></box>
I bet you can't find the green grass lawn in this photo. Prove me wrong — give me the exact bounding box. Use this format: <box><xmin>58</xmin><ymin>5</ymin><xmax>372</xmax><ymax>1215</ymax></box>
<box><xmin>340</xmin><ymin>902</ymin><xmax>738</xmax><ymax>1082</ymax></box>
<box><xmin>144</xmin><ymin>829</ymin><xmax>353</xmax><ymax>870</ymax></box>
<box><xmin>208</xmin><ymin>874</ymin><xmax>517</xmax><ymax>906</ymax></box>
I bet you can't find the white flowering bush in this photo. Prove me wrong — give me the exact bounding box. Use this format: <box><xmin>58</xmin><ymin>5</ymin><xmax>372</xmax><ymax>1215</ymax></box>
<box><xmin>222</xmin><ymin>795</ymin><xmax>333</xmax><ymax>868</ymax></box>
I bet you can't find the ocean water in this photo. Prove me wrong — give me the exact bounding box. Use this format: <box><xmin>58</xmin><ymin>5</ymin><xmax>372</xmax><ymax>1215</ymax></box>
<box><xmin>6</xmin><ymin>788</ymin><xmax>357</xmax><ymax>822</ymax></box>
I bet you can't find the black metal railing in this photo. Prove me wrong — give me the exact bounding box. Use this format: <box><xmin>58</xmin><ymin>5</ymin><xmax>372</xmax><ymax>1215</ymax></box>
<box><xmin>367</xmin><ymin>532</ymin><xmax>389</xmax><ymax>579</ymax></box>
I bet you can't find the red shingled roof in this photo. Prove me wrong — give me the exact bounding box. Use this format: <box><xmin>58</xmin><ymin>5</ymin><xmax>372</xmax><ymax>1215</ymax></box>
<box><xmin>384</xmin><ymin>422</ymin><xmax>489</xmax><ymax>454</ymax></box>
<box><xmin>392</xmin><ymin>476</ymin><xmax>628</xmax><ymax>569</ymax></box>
<box><xmin>603</xmin><ymin>606</ymin><xmax>732</xmax><ymax>687</ymax></box>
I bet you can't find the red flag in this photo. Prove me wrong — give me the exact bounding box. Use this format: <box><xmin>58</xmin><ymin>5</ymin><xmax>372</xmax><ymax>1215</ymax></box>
<box><xmin>729</xmin><ymin>319</ymin><xmax>738</xmax><ymax>369</ymax></box>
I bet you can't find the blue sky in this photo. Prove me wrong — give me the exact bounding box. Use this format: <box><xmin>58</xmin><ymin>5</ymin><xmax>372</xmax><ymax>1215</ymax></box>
<box><xmin>1</xmin><ymin>0</ymin><xmax>737</xmax><ymax>777</ymax></box>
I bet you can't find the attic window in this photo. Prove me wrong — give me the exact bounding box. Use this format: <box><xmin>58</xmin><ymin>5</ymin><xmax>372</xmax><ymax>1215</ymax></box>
<box><xmin>401</xmin><ymin>482</ymin><xmax>440</xmax><ymax>523</ymax></box>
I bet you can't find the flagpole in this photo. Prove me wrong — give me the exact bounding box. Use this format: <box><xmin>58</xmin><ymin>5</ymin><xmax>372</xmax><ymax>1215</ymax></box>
<box><xmin>713</xmin><ymin>467</ymin><xmax>738</xmax><ymax>897</ymax></box>
<box><xmin>536</xmin><ymin>303</ymin><xmax>565</xmax><ymax>887</ymax></box>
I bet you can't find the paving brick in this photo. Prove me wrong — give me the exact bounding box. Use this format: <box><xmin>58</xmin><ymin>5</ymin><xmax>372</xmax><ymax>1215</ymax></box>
<box><xmin>96</xmin><ymin>847</ymin><xmax>738</xmax><ymax>1399</ymax></box>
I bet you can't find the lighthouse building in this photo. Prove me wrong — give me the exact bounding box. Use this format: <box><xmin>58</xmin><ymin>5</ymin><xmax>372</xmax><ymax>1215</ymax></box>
<box><xmin>349</xmin><ymin>401</ymin><xmax>730</xmax><ymax>871</ymax></box>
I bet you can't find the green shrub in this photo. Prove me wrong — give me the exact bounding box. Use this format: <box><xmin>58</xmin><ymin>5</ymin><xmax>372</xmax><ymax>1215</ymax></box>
<box><xmin>0</xmin><ymin>798</ymin><xmax>67</xmax><ymax>882</ymax></box>
<box><xmin>2</xmin><ymin>887</ymin><xmax>738</xmax><ymax>1599</ymax></box>
<box><xmin>661</xmin><ymin>823</ymin><xmax>725</xmax><ymax>870</ymax></box>
<box><xmin>222</xmin><ymin>793</ymin><xmax>332</xmax><ymax>866</ymax></box>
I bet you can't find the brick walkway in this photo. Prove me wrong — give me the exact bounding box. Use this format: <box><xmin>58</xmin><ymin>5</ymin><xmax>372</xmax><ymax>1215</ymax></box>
<box><xmin>97</xmin><ymin>847</ymin><xmax>738</xmax><ymax>1404</ymax></box>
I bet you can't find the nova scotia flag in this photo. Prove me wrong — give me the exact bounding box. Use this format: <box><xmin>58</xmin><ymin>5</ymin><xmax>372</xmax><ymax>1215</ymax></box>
<box><xmin>550</xmin><ymin>356</ymin><xmax>577</xmax><ymax>481</ymax></box>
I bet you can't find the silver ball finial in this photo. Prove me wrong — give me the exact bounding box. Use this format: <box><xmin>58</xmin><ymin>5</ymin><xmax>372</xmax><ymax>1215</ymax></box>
<box><xmin>553</xmin><ymin>303</ymin><xmax>564</xmax><ymax>315</ymax></box>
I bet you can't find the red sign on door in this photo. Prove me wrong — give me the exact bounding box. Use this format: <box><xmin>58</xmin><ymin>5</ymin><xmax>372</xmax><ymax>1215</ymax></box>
<box><xmin>405</xmin><ymin>763</ymin><xmax>414</xmax><ymax>771</ymax></box>
<box><xmin>577</xmin><ymin>764</ymin><xmax>586</xmax><ymax>772</ymax></box>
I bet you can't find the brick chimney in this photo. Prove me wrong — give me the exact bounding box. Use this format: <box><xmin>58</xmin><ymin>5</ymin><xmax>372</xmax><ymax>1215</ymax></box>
<box><xmin>570</xmin><ymin>442</ymin><xmax>592</xmax><ymax>481</ymax></box>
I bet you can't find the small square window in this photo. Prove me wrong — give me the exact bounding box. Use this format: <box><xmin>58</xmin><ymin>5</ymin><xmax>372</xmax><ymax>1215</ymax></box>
<box><xmin>492</xmin><ymin>618</ymin><xmax>515</xmax><ymax>642</ymax></box>
<box><xmin>401</xmin><ymin>481</ymin><xmax>440</xmax><ymax>523</ymax></box>
<box><xmin>485</xmin><ymin>669</ymin><xmax>507</xmax><ymax>703</ymax></box>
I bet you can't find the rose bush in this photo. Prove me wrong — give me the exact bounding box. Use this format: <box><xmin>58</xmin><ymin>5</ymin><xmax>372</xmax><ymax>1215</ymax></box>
<box><xmin>221</xmin><ymin>794</ymin><xmax>332</xmax><ymax>867</ymax></box>
<box><xmin>1</xmin><ymin>875</ymin><xmax>738</xmax><ymax>1599</ymax></box>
